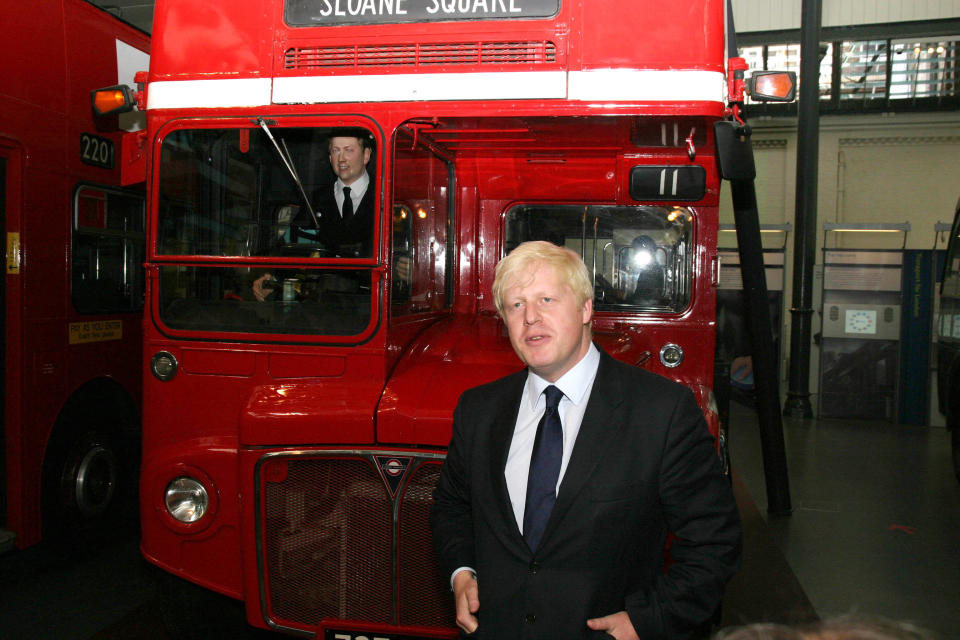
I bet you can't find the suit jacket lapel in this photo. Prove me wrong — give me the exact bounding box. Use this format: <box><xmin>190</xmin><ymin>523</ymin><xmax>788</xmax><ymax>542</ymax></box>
<box><xmin>488</xmin><ymin>372</ymin><xmax>527</xmax><ymax>542</ymax></box>
<box><xmin>543</xmin><ymin>352</ymin><xmax>625</xmax><ymax>544</ymax></box>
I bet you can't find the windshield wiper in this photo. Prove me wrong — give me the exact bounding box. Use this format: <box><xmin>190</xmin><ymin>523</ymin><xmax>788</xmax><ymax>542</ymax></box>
<box><xmin>256</xmin><ymin>117</ymin><xmax>320</xmax><ymax>230</ymax></box>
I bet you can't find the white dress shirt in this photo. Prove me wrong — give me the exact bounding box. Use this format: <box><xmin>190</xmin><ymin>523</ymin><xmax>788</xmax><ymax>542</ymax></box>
<box><xmin>505</xmin><ymin>343</ymin><xmax>601</xmax><ymax>532</ymax></box>
<box><xmin>334</xmin><ymin>172</ymin><xmax>368</xmax><ymax>217</ymax></box>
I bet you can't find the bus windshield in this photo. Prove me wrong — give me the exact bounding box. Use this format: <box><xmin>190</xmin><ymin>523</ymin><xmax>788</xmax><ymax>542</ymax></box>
<box><xmin>155</xmin><ymin>123</ymin><xmax>377</xmax><ymax>337</ymax></box>
<box><xmin>157</xmin><ymin>124</ymin><xmax>376</xmax><ymax>258</ymax></box>
<box><xmin>505</xmin><ymin>204</ymin><xmax>694</xmax><ymax>313</ymax></box>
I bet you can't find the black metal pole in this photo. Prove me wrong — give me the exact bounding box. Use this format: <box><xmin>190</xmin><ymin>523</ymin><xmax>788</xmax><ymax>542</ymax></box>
<box><xmin>731</xmin><ymin>179</ymin><xmax>793</xmax><ymax>516</ymax></box>
<box><xmin>719</xmin><ymin>0</ymin><xmax>791</xmax><ymax>514</ymax></box>
<box><xmin>784</xmin><ymin>0</ymin><xmax>822</xmax><ymax>419</ymax></box>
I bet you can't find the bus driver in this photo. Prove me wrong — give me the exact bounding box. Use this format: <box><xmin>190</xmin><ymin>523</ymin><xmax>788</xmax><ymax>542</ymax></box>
<box><xmin>252</xmin><ymin>129</ymin><xmax>375</xmax><ymax>301</ymax></box>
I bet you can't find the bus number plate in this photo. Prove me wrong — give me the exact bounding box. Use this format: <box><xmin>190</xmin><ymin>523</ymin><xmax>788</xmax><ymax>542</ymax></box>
<box><xmin>80</xmin><ymin>132</ymin><xmax>115</xmax><ymax>169</ymax></box>
<box><xmin>325</xmin><ymin>631</ymin><xmax>430</xmax><ymax>640</ymax></box>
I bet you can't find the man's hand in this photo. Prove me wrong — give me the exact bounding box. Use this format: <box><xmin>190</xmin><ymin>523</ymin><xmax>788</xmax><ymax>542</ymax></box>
<box><xmin>452</xmin><ymin>570</ymin><xmax>479</xmax><ymax>634</ymax></box>
<box><xmin>586</xmin><ymin>611</ymin><xmax>639</xmax><ymax>640</ymax></box>
<box><xmin>252</xmin><ymin>273</ymin><xmax>276</xmax><ymax>302</ymax></box>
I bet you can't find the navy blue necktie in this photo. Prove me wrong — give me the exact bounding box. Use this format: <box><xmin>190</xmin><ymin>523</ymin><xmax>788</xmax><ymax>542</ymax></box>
<box><xmin>341</xmin><ymin>186</ymin><xmax>353</xmax><ymax>219</ymax></box>
<box><xmin>523</xmin><ymin>385</ymin><xmax>564</xmax><ymax>552</ymax></box>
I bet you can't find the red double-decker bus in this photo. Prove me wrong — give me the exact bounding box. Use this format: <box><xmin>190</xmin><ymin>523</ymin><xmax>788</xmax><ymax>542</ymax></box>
<box><xmin>95</xmin><ymin>0</ymin><xmax>789</xmax><ymax>636</ymax></box>
<box><xmin>1</xmin><ymin>0</ymin><xmax>150</xmax><ymax>551</ymax></box>
<box><xmin>1</xmin><ymin>0</ymin><xmax>150</xmax><ymax>550</ymax></box>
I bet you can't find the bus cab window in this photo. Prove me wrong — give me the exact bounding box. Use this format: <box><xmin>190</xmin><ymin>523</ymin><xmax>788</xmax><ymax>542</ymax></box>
<box><xmin>626</xmin><ymin>235</ymin><xmax>668</xmax><ymax>306</ymax></box>
<box><xmin>504</xmin><ymin>204</ymin><xmax>693</xmax><ymax>313</ymax></box>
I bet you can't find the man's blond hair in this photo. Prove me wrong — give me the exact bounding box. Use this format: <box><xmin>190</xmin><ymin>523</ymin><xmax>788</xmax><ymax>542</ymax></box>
<box><xmin>492</xmin><ymin>241</ymin><xmax>594</xmax><ymax>317</ymax></box>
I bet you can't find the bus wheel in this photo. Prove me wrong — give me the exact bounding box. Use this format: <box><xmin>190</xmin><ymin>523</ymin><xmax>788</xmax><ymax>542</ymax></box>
<box><xmin>60</xmin><ymin>431</ymin><xmax>119</xmax><ymax>519</ymax></box>
<box><xmin>43</xmin><ymin>427</ymin><xmax>128</xmax><ymax>545</ymax></box>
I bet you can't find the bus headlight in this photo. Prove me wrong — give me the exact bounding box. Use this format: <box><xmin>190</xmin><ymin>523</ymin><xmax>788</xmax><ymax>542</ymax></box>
<box><xmin>165</xmin><ymin>477</ymin><xmax>209</xmax><ymax>523</ymax></box>
<box><xmin>660</xmin><ymin>343</ymin><xmax>684</xmax><ymax>368</ymax></box>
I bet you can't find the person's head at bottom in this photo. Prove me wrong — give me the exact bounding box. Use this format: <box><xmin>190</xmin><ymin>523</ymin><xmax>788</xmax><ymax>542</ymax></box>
<box><xmin>715</xmin><ymin>615</ymin><xmax>932</xmax><ymax>640</ymax></box>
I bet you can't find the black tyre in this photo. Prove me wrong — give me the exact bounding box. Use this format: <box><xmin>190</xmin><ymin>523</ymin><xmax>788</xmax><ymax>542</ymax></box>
<box><xmin>59</xmin><ymin>430</ymin><xmax>119</xmax><ymax>521</ymax></box>
<box><xmin>43</xmin><ymin>418</ymin><xmax>138</xmax><ymax>545</ymax></box>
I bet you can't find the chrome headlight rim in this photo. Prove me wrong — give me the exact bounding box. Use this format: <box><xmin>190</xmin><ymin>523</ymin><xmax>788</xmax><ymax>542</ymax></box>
<box><xmin>151</xmin><ymin>351</ymin><xmax>178</xmax><ymax>381</ymax></box>
<box><xmin>165</xmin><ymin>476</ymin><xmax>210</xmax><ymax>524</ymax></box>
<box><xmin>155</xmin><ymin>464</ymin><xmax>219</xmax><ymax>533</ymax></box>
<box><xmin>659</xmin><ymin>343</ymin><xmax>684</xmax><ymax>368</ymax></box>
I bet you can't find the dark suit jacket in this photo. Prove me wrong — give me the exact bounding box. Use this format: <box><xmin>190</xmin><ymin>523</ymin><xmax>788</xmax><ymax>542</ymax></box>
<box><xmin>430</xmin><ymin>349</ymin><xmax>741</xmax><ymax>639</ymax></box>
<box><xmin>290</xmin><ymin>182</ymin><xmax>375</xmax><ymax>257</ymax></box>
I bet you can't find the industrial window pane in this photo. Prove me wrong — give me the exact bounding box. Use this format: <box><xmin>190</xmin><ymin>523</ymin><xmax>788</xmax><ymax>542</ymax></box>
<box><xmin>819</xmin><ymin>42</ymin><xmax>834</xmax><ymax>99</ymax></box>
<box><xmin>840</xmin><ymin>40</ymin><xmax>888</xmax><ymax>101</ymax></box>
<box><xmin>766</xmin><ymin>44</ymin><xmax>801</xmax><ymax>76</ymax></box>
<box><xmin>740</xmin><ymin>34</ymin><xmax>957</xmax><ymax>109</ymax></box>
<box><xmin>740</xmin><ymin>46</ymin><xmax>765</xmax><ymax>71</ymax></box>
<box><xmin>890</xmin><ymin>39</ymin><xmax>958</xmax><ymax>100</ymax></box>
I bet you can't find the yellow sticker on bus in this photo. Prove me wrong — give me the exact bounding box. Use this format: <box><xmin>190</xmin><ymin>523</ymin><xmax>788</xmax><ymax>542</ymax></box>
<box><xmin>69</xmin><ymin>320</ymin><xmax>123</xmax><ymax>344</ymax></box>
<box><xmin>6</xmin><ymin>232</ymin><xmax>21</xmax><ymax>274</ymax></box>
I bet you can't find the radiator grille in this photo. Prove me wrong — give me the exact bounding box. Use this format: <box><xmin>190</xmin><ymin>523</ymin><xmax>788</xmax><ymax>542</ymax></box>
<box><xmin>397</xmin><ymin>464</ymin><xmax>450</xmax><ymax>626</ymax></box>
<box><xmin>284</xmin><ymin>40</ymin><xmax>557</xmax><ymax>70</ymax></box>
<box><xmin>258</xmin><ymin>453</ymin><xmax>452</xmax><ymax>633</ymax></box>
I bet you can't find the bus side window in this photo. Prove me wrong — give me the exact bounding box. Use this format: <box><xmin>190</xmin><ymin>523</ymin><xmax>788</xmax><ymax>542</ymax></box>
<box><xmin>390</xmin><ymin>130</ymin><xmax>453</xmax><ymax>316</ymax></box>
<box><xmin>392</xmin><ymin>205</ymin><xmax>413</xmax><ymax>305</ymax></box>
<box><xmin>72</xmin><ymin>186</ymin><xmax>145</xmax><ymax>314</ymax></box>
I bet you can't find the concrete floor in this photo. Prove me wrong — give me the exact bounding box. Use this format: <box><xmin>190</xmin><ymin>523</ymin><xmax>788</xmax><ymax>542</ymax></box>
<box><xmin>728</xmin><ymin>401</ymin><xmax>960</xmax><ymax>638</ymax></box>
<box><xmin>0</xmin><ymin>402</ymin><xmax>957</xmax><ymax>639</ymax></box>
<box><xmin>0</xmin><ymin>529</ymin><xmax>155</xmax><ymax>639</ymax></box>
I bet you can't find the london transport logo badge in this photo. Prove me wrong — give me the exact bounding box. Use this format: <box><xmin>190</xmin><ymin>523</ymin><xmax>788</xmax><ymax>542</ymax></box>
<box><xmin>374</xmin><ymin>455</ymin><xmax>413</xmax><ymax>497</ymax></box>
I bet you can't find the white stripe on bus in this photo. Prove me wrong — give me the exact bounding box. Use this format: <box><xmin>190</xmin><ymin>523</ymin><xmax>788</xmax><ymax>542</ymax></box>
<box><xmin>273</xmin><ymin>71</ymin><xmax>566</xmax><ymax>103</ymax></box>
<box><xmin>568</xmin><ymin>69</ymin><xmax>725</xmax><ymax>102</ymax></box>
<box><xmin>145</xmin><ymin>70</ymin><xmax>725</xmax><ymax>109</ymax></box>
<box><xmin>147</xmin><ymin>78</ymin><xmax>273</xmax><ymax>109</ymax></box>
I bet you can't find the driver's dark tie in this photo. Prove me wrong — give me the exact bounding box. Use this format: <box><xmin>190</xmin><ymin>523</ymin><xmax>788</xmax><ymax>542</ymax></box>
<box><xmin>523</xmin><ymin>385</ymin><xmax>564</xmax><ymax>552</ymax></box>
<box><xmin>341</xmin><ymin>186</ymin><xmax>353</xmax><ymax>219</ymax></box>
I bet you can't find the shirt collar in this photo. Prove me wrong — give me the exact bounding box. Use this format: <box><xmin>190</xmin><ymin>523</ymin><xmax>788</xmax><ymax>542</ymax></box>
<box><xmin>337</xmin><ymin>172</ymin><xmax>369</xmax><ymax>199</ymax></box>
<box><xmin>525</xmin><ymin>343</ymin><xmax>600</xmax><ymax>409</ymax></box>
